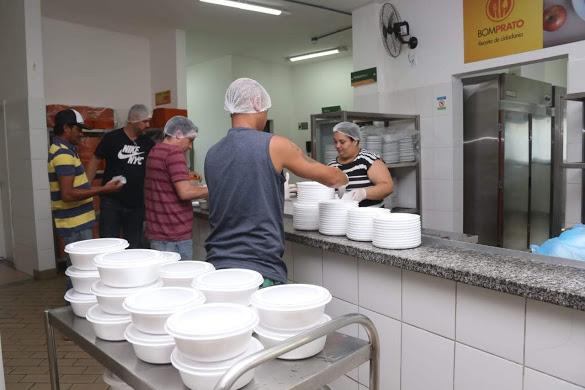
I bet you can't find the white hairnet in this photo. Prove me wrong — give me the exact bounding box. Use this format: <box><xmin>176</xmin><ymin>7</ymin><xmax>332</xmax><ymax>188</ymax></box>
<box><xmin>127</xmin><ymin>104</ymin><xmax>151</xmax><ymax>123</ymax></box>
<box><xmin>224</xmin><ymin>78</ymin><xmax>272</xmax><ymax>114</ymax></box>
<box><xmin>333</xmin><ymin>122</ymin><xmax>361</xmax><ymax>141</ymax></box>
<box><xmin>164</xmin><ymin>116</ymin><xmax>198</xmax><ymax>139</ymax></box>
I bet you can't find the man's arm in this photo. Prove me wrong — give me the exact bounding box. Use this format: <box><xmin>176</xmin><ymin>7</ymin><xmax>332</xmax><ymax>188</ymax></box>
<box><xmin>173</xmin><ymin>181</ymin><xmax>208</xmax><ymax>201</ymax></box>
<box><xmin>269</xmin><ymin>136</ymin><xmax>347</xmax><ymax>188</ymax></box>
<box><xmin>85</xmin><ymin>156</ymin><xmax>102</xmax><ymax>183</ymax></box>
<box><xmin>58</xmin><ymin>175</ymin><xmax>122</xmax><ymax>202</ymax></box>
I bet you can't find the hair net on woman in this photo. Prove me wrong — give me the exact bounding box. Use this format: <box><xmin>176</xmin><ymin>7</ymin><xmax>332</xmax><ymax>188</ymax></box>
<box><xmin>127</xmin><ymin>104</ymin><xmax>151</xmax><ymax>123</ymax></box>
<box><xmin>163</xmin><ymin>116</ymin><xmax>199</xmax><ymax>139</ymax></box>
<box><xmin>333</xmin><ymin>121</ymin><xmax>361</xmax><ymax>141</ymax></box>
<box><xmin>224</xmin><ymin>78</ymin><xmax>272</xmax><ymax>114</ymax></box>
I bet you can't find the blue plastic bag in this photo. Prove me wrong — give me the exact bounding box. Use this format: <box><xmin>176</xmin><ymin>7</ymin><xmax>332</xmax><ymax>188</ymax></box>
<box><xmin>531</xmin><ymin>224</ymin><xmax>585</xmax><ymax>261</ymax></box>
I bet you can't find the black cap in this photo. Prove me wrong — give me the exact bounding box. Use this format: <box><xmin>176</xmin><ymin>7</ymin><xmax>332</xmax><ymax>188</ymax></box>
<box><xmin>54</xmin><ymin>109</ymin><xmax>90</xmax><ymax>130</ymax></box>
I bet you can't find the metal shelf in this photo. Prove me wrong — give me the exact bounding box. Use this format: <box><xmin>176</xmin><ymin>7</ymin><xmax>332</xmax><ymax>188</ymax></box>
<box><xmin>386</xmin><ymin>161</ymin><xmax>418</xmax><ymax>168</ymax></box>
<box><xmin>562</xmin><ymin>93</ymin><xmax>585</xmax><ymax>102</ymax></box>
<box><xmin>562</xmin><ymin>162</ymin><xmax>585</xmax><ymax>169</ymax></box>
<box><xmin>44</xmin><ymin>307</ymin><xmax>378</xmax><ymax>390</ymax></box>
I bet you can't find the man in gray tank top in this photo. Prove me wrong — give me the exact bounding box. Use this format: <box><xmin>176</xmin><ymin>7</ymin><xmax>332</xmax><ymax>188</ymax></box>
<box><xmin>204</xmin><ymin>78</ymin><xmax>348</xmax><ymax>286</ymax></box>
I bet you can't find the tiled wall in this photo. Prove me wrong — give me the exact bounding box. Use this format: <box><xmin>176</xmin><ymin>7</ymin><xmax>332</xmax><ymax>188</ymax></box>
<box><xmin>283</xmin><ymin>241</ymin><xmax>585</xmax><ymax>390</ymax></box>
<box><xmin>358</xmin><ymin>79</ymin><xmax>464</xmax><ymax>233</ymax></box>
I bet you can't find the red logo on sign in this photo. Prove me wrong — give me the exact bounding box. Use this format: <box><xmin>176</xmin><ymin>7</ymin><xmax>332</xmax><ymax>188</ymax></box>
<box><xmin>485</xmin><ymin>0</ymin><xmax>514</xmax><ymax>22</ymax></box>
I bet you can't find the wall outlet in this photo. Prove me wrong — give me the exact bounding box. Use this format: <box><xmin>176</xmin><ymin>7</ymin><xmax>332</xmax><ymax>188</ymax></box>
<box><xmin>408</xmin><ymin>51</ymin><xmax>417</xmax><ymax>66</ymax></box>
<box><xmin>298</xmin><ymin>122</ymin><xmax>308</xmax><ymax>130</ymax></box>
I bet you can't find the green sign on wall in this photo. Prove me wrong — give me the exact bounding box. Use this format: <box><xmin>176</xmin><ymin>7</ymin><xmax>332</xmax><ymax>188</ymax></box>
<box><xmin>351</xmin><ymin>67</ymin><xmax>377</xmax><ymax>87</ymax></box>
<box><xmin>321</xmin><ymin>105</ymin><xmax>342</xmax><ymax>113</ymax></box>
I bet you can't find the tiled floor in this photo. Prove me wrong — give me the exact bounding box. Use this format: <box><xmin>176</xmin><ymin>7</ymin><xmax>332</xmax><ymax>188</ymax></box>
<box><xmin>0</xmin><ymin>272</ymin><xmax>111</xmax><ymax>390</ymax></box>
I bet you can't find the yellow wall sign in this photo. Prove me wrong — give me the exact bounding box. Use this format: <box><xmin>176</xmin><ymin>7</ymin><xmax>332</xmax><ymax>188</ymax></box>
<box><xmin>155</xmin><ymin>90</ymin><xmax>171</xmax><ymax>106</ymax></box>
<box><xmin>464</xmin><ymin>0</ymin><xmax>542</xmax><ymax>63</ymax></box>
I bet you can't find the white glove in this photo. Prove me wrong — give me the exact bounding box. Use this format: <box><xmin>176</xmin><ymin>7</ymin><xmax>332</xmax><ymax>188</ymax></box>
<box><xmin>342</xmin><ymin>188</ymin><xmax>367</xmax><ymax>203</ymax></box>
<box><xmin>336</xmin><ymin>174</ymin><xmax>350</xmax><ymax>198</ymax></box>
<box><xmin>109</xmin><ymin>175</ymin><xmax>127</xmax><ymax>185</ymax></box>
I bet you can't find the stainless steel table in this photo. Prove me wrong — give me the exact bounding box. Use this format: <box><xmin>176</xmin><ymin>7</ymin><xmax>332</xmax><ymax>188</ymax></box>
<box><xmin>44</xmin><ymin>307</ymin><xmax>379</xmax><ymax>390</ymax></box>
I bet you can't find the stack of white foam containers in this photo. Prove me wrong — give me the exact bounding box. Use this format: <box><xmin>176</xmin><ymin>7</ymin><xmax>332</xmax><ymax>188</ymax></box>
<box><xmin>166</xmin><ymin>303</ymin><xmax>262</xmax><ymax>390</ymax></box>
<box><xmin>63</xmin><ymin>238</ymin><xmax>129</xmax><ymax>318</ymax></box>
<box><xmin>86</xmin><ymin>249</ymin><xmax>166</xmax><ymax>342</ymax></box>
<box><xmin>251</xmin><ymin>284</ymin><xmax>332</xmax><ymax>360</ymax></box>
<box><xmin>293</xmin><ymin>181</ymin><xmax>335</xmax><ymax>231</ymax></box>
<box><xmin>123</xmin><ymin>286</ymin><xmax>206</xmax><ymax>365</ymax></box>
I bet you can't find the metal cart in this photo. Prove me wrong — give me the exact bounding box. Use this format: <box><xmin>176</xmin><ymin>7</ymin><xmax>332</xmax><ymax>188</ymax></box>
<box><xmin>44</xmin><ymin>307</ymin><xmax>379</xmax><ymax>390</ymax></box>
<box><xmin>311</xmin><ymin>111</ymin><xmax>421</xmax><ymax>214</ymax></box>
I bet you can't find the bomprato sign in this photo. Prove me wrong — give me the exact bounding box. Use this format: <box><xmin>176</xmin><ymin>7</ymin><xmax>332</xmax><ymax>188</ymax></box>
<box><xmin>464</xmin><ymin>0</ymin><xmax>541</xmax><ymax>63</ymax></box>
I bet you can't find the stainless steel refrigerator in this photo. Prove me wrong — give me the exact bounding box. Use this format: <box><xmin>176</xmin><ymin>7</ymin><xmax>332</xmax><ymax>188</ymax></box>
<box><xmin>463</xmin><ymin>73</ymin><xmax>565</xmax><ymax>250</ymax></box>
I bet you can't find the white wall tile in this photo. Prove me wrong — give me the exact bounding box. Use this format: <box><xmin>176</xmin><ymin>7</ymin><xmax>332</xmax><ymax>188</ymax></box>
<box><xmin>402</xmin><ymin>271</ymin><xmax>456</xmax><ymax>338</ymax></box>
<box><xmin>433</xmin><ymin>115</ymin><xmax>454</xmax><ymax>147</ymax></box>
<box><xmin>13</xmin><ymin>243</ymin><xmax>36</xmax><ymax>276</ymax></box>
<box><xmin>421</xmin><ymin>179</ymin><xmax>435</xmax><ymax>211</ymax></box>
<box><xmin>524</xmin><ymin>368</ymin><xmax>584</xmax><ymax>390</ymax></box>
<box><xmin>402</xmin><ymin>324</ymin><xmax>454</xmax><ymax>390</ymax></box>
<box><xmin>433</xmin><ymin>148</ymin><xmax>454</xmax><ymax>181</ymax></box>
<box><xmin>525</xmin><ymin>300</ymin><xmax>585</xmax><ymax>387</ymax></box>
<box><xmin>452</xmin><ymin>147</ymin><xmax>463</xmax><ymax>181</ymax></box>
<box><xmin>454</xmin><ymin>343</ymin><xmax>522</xmax><ymax>390</ymax></box>
<box><xmin>34</xmin><ymin>218</ymin><xmax>54</xmax><ymax>251</ymax></box>
<box><xmin>31</xmin><ymin>158</ymin><xmax>49</xmax><ymax>190</ymax></box>
<box><xmin>12</xmin><ymin>212</ymin><xmax>36</xmax><ymax>247</ymax></box>
<box><xmin>9</xmin><ymin>159</ymin><xmax>32</xmax><ymax>190</ymax></box>
<box><xmin>358</xmin><ymin>261</ymin><xmax>401</xmax><ymax>319</ymax></box>
<box><xmin>27</xmin><ymin>97</ymin><xmax>46</xmax><ymax>130</ymax></box>
<box><xmin>420</xmin><ymin>149</ymin><xmax>434</xmax><ymax>180</ymax></box>
<box><xmin>419</xmin><ymin>117</ymin><xmax>434</xmax><ymax>148</ymax></box>
<box><xmin>283</xmin><ymin>240</ymin><xmax>293</xmax><ymax>282</ymax></box>
<box><xmin>415</xmin><ymin>86</ymin><xmax>435</xmax><ymax>118</ymax></box>
<box><xmin>422</xmin><ymin>210</ymin><xmax>454</xmax><ymax>231</ymax></box>
<box><xmin>11</xmin><ymin>185</ymin><xmax>34</xmax><ymax>219</ymax></box>
<box><xmin>292</xmin><ymin>243</ymin><xmax>323</xmax><ymax>285</ymax></box>
<box><xmin>456</xmin><ymin>284</ymin><xmax>525</xmax><ymax>363</ymax></box>
<box><xmin>328</xmin><ymin>375</ymin><xmax>359</xmax><ymax>390</ymax></box>
<box><xmin>453</xmin><ymin>179</ymin><xmax>463</xmax><ymax>214</ymax></box>
<box><xmin>33</xmin><ymin>189</ymin><xmax>51</xmax><ymax>221</ymax></box>
<box><xmin>358</xmin><ymin>307</ymin><xmax>401</xmax><ymax>390</ymax></box>
<box><xmin>323</xmin><ymin>251</ymin><xmax>358</xmax><ymax>305</ymax></box>
<box><xmin>434</xmin><ymin>179</ymin><xmax>454</xmax><ymax>211</ymax></box>
<box><xmin>37</xmin><ymin>247</ymin><xmax>56</xmax><ymax>271</ymax></box>
<box><xmin>29</xmin><ymin>128</ymin><xmax>48</xmax><ymax>160</ymax></box>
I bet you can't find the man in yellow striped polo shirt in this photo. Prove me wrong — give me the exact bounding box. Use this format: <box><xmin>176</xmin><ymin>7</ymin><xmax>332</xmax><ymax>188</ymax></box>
<box><xmin>48</xmin><ymin>109</ymin><xmax>123</xmax><ymax>249</ymax></box>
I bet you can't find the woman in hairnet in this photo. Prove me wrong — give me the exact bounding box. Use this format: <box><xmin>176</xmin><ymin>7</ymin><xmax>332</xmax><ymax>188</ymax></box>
<box><xmin>328</xmin><ymin>122</ymin><xmax>393</xmax><ymax>207</ymax></box>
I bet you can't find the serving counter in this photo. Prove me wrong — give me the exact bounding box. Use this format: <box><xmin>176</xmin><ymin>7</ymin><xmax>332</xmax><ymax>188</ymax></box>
<box><xmin>193</xmin><ymin>207</ymin><xmax>585</xmax><ymax>390</ymax></box>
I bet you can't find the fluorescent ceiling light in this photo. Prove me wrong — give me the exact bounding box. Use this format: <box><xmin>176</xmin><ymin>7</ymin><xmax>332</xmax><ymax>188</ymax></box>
<box><xmin>289</xmin><ymin>48</ymin><xmax>341</xmax><ymax>62</ymax></box>
<box><xmin>200</xmin><ymin>0</ymin><xmax>282</xmax><ymax>15</ymax></box>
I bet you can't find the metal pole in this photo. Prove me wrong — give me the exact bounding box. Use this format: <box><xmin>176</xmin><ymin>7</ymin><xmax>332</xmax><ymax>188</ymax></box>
<box><xmin>280</xmin><ymin>0</ymin><xmax>352</xmax><ymax>15</ymax></box>
<box><xmin>214</xmin><ymin>313</ymin><xmax>380</xmax><ymax>390</ymax></box>
<box><xmin>44</xmin><ymin>310</ymin><xmax>60</xmax><ymax>390</ymax></box>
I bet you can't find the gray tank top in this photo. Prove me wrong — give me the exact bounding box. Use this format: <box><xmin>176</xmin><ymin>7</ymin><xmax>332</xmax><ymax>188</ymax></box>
<box><xmin>204</xmin><ymin>128</ymin><xmax>286</xmax><ymax>283</ymax></box>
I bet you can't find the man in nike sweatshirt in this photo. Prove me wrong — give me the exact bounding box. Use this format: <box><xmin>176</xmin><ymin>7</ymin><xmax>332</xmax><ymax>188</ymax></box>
<box><xmin>86</xmin><ymin>104</ymin><xmax>155</xmax><ymax>248</ymax></box>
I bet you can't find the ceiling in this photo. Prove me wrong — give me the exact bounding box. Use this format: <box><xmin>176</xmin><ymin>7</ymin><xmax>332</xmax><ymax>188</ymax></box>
<box><xmin>42</xmin><ymin>0</ymin><xmax>374</xmax><ymax>65</ymax></box>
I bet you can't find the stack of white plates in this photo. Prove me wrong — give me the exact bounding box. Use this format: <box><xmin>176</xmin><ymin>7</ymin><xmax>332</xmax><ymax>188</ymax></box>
<box><xmin>293</xmin><ymin>202</ymin><xmax>319</xmax><ymax>230</ymax></box>
<box><xmin>399</xmin><ymin>136</ymin><xmax>416</xmax><ymax>162</ymax></box>
<box><xmin>346</xmin><ymin>207</ymin><xmax>391</xmax><ymax>242</ymax></box>
<box><xmin>296</xmin><ymin>182</ymin><xmax>335</xmax><ymax>203</ymax></box>
<box><xmin>382</xmin><ymin>140</ymin><xmax>400</xmax><ymax>164</ymax></box>
<box><xmin>372</xmin><ymin>213</ymin><xmax>421</xmax><ymax>249</ymax></box>
<box><xmin>365</xmin><ymin>135</ymin><xmax>383</xmax><ymax>155</ymax></box>
<box><xmin>318</xmin><ymin>200</ymin><xmax>358</xmax><ymax>236</ymax></box>
<box><xmin>323</xmin><ymin>144</ymin><xmax>337</xmax><ymax>163</ymax></box>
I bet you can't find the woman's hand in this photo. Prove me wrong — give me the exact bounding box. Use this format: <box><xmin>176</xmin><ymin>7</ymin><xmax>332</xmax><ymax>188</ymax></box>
<box><xmin>342</xmin><ymin>188</ymin><xmax>367</xmax><ymax>202</ymax></box>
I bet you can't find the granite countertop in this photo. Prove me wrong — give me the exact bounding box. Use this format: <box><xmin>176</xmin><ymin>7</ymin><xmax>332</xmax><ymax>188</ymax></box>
<box><xmin>194</xmin><ymin>208</ymin><xmax>585</xmax><ymax>311</ymax></box>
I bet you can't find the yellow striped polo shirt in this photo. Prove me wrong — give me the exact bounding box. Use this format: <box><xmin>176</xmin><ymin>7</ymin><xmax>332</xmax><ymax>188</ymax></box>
<box><xmin>48</xmin><ymin>137</ymin><xmax>96</xmax><ymax>237</ymax></box>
